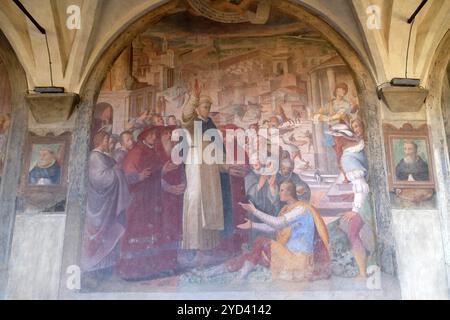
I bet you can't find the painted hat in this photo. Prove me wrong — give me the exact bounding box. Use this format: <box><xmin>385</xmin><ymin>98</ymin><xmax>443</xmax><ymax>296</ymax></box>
<box><xmin>137</xmin><ymin>126</ymin><xmax>158</xmax><ymax>141</ymax></box>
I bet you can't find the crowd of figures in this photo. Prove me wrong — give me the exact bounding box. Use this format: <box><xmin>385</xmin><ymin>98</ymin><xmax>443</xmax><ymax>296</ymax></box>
<box><xmin>81</xmin><ymin>81</ymin><xmax>376</xmax><ymax>284</ymax></box>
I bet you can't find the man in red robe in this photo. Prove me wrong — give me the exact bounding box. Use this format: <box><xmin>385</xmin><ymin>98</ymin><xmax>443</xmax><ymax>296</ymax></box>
<box><xmin>118</xmin><ymin>126</ymin><xmax>176</xmax><ymax>280</ymax></box>
<box><xmin>158</xmin><ymin>126</ymin><xmax>186</xmax><ymax>244</ymax></box>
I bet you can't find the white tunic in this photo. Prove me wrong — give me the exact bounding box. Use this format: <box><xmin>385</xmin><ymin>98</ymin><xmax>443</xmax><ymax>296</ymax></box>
<box><xmin>181</xmin><ymin>95</ymin><xmax>225</xmax><ymax>250</ymax></box>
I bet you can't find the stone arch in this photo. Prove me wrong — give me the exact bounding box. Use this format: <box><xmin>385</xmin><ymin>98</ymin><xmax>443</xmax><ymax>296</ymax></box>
<box><xmin>423</xmin><ymin>29</ymin><xmax>450</xmax><ymax>278</ymax></box>
<box><xmin>59</xmin><ymin>0</ymin><xmax>396</xmax><ymax>297</ymax></box>
<box><xmin>444</xmin><ymin>65</ymin><xmax>450</xmax><ymax>149</ymax></box>
<box><xmin>425</xmin><ymin>30</ymin><xmax>450</xmax><ymax>93</ymax></box>
<box><xmin>0</xmin><ymin>29</ymin><xmax>29</xmax><ymax>293</ymax></box>
<box><xmin>425</xmin><ymin>29</ymin><xmax>450</xmax><ymax>144</ymax></box>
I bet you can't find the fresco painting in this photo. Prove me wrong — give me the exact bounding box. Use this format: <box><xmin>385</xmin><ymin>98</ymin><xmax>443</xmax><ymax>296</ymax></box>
<box><xmin>393</xmin><ymin>139</ymin><xmax>430</xmax><ymax>183</ymax></box>
<box><xmin>79</xmin><ymin>9</ymin><xmax>381</xmax><ymax>290</ymax></box>
<box><xmin>28</xmin><ymin>143</ymin><xmax>63</xmax><ymax>186</ymax></box>
<box><xmin>1</xmin><ymin>0</ymin><xmax>450</xmax><ymax>301</ymax></box>
<box><xmin>384</xmin><ymin>123</ymin><xmax>436</xmax><ymax>208</ymax></box>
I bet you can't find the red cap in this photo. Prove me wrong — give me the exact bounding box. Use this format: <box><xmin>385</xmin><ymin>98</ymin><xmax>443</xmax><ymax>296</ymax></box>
<box><xmin>137</xmin><ymin>126</ymin><xmax>158</xmax><ymax>141</ymax></box>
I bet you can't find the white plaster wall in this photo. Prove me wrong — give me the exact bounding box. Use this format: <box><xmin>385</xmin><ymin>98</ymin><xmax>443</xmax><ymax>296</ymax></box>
<box><xmin>392</xmin><ymin>209</ymin><xmax>449</xmax><ymax>299</ymax></box>
<box><xmin>6</xmin><ymin>214</ymin><xmax>66</xmax><ymax>300</ymax></box>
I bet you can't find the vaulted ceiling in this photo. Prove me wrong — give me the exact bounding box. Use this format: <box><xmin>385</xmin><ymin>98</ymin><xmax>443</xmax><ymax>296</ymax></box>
<box><xmin>0</xmin><ymin>0</ymin><xmax>449</xmax><ymax>92</ymax></box>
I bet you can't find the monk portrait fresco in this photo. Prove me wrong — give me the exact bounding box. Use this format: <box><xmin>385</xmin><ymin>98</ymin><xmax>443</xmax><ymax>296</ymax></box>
<box><xmin>395</xmin><ymin>139</ymin><xmax>430</xmax><ymax>182</ymax></box>
<box><xmin>28</xmin><ymin>145</ymin><xmax>62</xmax><ymax>186</ymax></box>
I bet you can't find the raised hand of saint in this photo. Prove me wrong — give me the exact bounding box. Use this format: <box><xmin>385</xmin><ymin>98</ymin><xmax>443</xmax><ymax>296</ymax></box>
<box><xmin>194</xmin><ymin>79</ymin><xmax>202</xmax><ymax>98</ymax></box>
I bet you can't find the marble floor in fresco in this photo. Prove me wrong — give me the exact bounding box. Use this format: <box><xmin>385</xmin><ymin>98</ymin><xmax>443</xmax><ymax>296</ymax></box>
<box><xmin>77</xmin><ymin>272</ymin><xmax>401</xmax><ymax>300</ymax></box>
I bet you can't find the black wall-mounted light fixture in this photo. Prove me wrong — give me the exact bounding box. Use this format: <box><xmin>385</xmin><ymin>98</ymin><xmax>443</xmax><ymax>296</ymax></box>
<box><xmin>377</xmin><ymin>0</ymin><xmax>429</xmax><ymax>112</ymax></box>
<box><xmin>13</xmin><ymin>0</ymin><xmax>64</xmax><ymax>93</ymax></box>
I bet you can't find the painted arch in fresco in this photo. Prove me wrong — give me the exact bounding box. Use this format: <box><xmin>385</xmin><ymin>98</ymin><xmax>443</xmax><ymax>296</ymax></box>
<box><xmin>80</xmin><ymin>3</ymin><xmax>379</xmax><ymax>291</ymax></box>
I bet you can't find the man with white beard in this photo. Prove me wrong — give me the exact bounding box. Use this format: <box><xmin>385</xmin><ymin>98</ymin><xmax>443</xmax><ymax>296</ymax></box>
<box><xmin>395</xmin><ymin>140</ymin><xmax>429</xmax><ymax>182</ymax></box>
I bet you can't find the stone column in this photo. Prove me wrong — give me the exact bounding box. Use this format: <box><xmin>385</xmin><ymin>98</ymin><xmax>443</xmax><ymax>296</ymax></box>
<box><xmin>0</xmin><ymin>98</ymin><xmax>27</xmax><ymax>297</ymax></box>
<box><xmin>326</xmin><ymin>67</ymin><xmax>336</xmax><ymax>101</ymax></box>
<box><xmin>0</xmin><ymin>32</ymin><xmax>28</xmax><ymax>297</ymax></box>
<box><xmin>323</xmin><ymin>67</ymin><xmax>339</xmax><ymax>173</ymax></box>
<box><xmin>363</xmin><ymin>93</ymin><xmax>397</xmax><ymax>277</ymax></box>
<box><xmin>58</xmin><ymin>99</ymin><xmax>94</xmax><ymax>299</ymax></box>
<box><xmin>310</xmin><ymin>72</ymin><xmax>320</xmax><ymax>112</ymax></box>
<box><xmin>315</xmin><ymin>73</ymin><xmax>330</xmax><ymax>172</ymax></box>
<box><xmin>310</xmin><ymin>72</ymin><xmax>325</xmax><ymax>169</ymax></box>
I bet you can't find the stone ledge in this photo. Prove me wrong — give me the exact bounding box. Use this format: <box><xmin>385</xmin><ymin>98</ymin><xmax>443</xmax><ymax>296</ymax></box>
<box><xmin>25</xmin><ymin>93</ymin><xmax>80</xmax><ymax>124</ymax></box>
<box><xmin>379</xmin><ymin>86</ymin><xmax>428</xmax><ymax>113</ymax></box>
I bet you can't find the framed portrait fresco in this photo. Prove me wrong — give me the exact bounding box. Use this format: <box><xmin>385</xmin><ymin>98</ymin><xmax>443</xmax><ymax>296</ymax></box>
<box><xmin>383</xmin><ymin>123</ymin><xmax>435</xmax><ymax>191</ymax></box>
<box><xmin>20</xmin><ymin>132</ymin><xmax>71</xmax><ymax>210</ymax></box>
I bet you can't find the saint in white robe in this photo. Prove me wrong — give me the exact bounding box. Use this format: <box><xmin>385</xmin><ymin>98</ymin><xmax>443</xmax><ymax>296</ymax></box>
<box><xmin>181</xmin><ymin>95</ymin><xmax>225</xmax><ymax>250</ymax></box>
